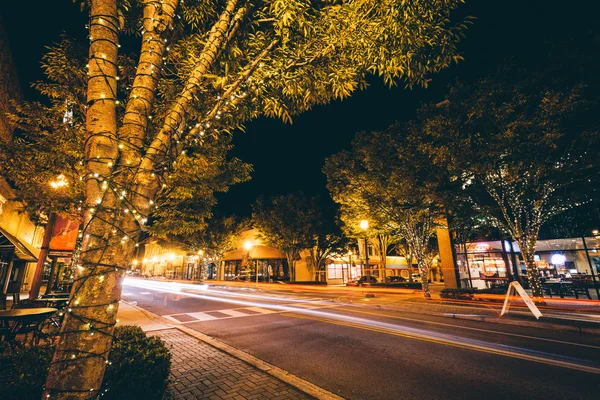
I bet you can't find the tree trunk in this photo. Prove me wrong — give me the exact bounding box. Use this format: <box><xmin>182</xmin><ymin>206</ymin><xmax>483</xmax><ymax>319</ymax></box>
<box><xmin>377</xmin><ymin>235</ymin><xmax>387</xmax><ymax>283</ymax></box>
<box><xmin>417</xmin><ymin>259</ymin><xmax>431</xmax><ymax>298</ymax></box>
<box><xmin>521</xmin><ymin>243</ymin><xmax>544</xmax><ymax>299</ymax></box>
<box><xmin>44</xmin><ymin>1</ymin><xmax>127</xmax><ymax>398</ymax></box>
<box><xmin>119</xmin><ymin>0</ymin><xmax>178</xmax><ymax>164</ymax></box>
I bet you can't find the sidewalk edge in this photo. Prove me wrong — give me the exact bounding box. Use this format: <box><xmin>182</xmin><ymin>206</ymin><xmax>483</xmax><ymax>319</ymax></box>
<box><xmin>125</xmin><ymin>301</ymin><xmax>344</xmax><ymax>400</ymax></box>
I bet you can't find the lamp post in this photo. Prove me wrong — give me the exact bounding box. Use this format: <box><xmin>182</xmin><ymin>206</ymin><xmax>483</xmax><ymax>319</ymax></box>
<box><xmin>347</xmin><ymin>250</ymin><xmax>353</xmax><ymax>282</ymax></box>
<box><xmin>360</xmin><ymin>220</ymin><xmax>369</xmax><ymax>278</ymax></box>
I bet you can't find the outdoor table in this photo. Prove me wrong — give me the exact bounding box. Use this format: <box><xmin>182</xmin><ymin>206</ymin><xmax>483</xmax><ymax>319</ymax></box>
<box><xmin>33</xmin><ymin>298</ymin><xmax>69</xmax><ymax>307</ymax></box>
<box><xmin>0</xmin><ymin>308</ymin><xmax>57</xmax><ymax>341</ymax></box>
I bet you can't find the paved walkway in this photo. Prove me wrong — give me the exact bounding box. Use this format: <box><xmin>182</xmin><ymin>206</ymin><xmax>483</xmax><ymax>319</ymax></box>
<box><xmin>152</xmin><ymin>329</ymin><xmax>314</xmax><ymax>400</ymax></box>
<box><xmin>116</xmin><ymin>302</ymin><xmax>317</xmax><ymax>400</ymax></box>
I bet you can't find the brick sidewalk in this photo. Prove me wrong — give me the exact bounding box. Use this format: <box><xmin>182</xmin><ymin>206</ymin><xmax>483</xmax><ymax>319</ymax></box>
<box><xmin>152</xmin><ymin>329</ymin><xmax>314</xmax><ymax>400</ymax></box>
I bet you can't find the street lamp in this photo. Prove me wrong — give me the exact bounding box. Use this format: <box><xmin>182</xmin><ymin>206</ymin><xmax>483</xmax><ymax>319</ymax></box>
<box><xmin>360</xmin><ymin>220</ymin><xmax>369</xmax><ymax>279</ymax></box>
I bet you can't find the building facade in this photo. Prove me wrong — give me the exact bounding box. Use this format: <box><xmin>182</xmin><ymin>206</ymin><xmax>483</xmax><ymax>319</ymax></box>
<box><xmin>0</xmin><ymin>18</ymin><xmax>45</xmax><ymax>306</ymax></box>
<box><xmin>455</xmin><ymin>237</ymin><xmax>600</xmax><ymax>291</ymax></box>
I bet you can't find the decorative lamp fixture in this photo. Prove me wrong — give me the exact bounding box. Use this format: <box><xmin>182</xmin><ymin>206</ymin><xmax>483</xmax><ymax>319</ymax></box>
<box><xmin>550</xmin><ymin>254</ymin><xmax>566</xmax><ymax>265</ymax></box>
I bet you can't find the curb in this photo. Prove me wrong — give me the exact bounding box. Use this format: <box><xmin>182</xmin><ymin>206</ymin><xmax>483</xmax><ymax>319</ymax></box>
<box><xmin>124</xmin><ymin>301</ymin><xmax>344</xmax><ymax>400</ymax></box>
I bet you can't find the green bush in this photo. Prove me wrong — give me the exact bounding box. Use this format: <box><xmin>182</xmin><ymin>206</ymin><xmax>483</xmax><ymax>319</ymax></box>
<box><xmin>0</xmin><ymin>341</ymin><xmax>55</xmax><ymax>400</ymax></box>
<box><xmin>440</xmin><ymin>288</ymin><xmax>478</xmax><ymax>299</ymax></box>
<box><xmin>102</xmin><ymin>325</ymin><xmax>171</xmax><ymax>400</ymax></box>
<box><xmin>373</xmin><ymin>282</ymin><xmax>423</xmax><ymax>289</ymax></box>
<box><xmin>440</xmin><ymin>287</ymin><xmax>508</xmax><ymax>300</ymax></box>
<box><xmin>0</xmin><ymin>325</ymin><xmax>171</xmax><ymax>400</ymax></box>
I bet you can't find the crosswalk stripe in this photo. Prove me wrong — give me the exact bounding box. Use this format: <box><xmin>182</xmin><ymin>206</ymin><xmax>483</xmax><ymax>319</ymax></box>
<box><xmin>246</xmin><ymin>306</ymin><xmax>278</xmax><ymax>314</ymax></box>
<box><xmin>218</xmin><ymin>309</ymin><xmax>251</xmax><ymax>317</ymax></box>
<box><xmin>188</xmin><ymin>312</ymin><xmax>220</xmax><ymax>321</ymax></box>
<box><xmin>163</xmin><ymin>301</ymin><xmax>336</xmax><ymax>324</ymax></box>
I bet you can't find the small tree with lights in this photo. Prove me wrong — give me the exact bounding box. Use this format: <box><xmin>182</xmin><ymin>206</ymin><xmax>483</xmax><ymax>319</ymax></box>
<box><xmin>420</xmin><ymin>77</ymin><xmax>600</xmax><ymax>299</ymax></box>
<box><xmin>324</xmin><ymin>125</ymin><xmax>445</xmax><ymax>297</ymax></box>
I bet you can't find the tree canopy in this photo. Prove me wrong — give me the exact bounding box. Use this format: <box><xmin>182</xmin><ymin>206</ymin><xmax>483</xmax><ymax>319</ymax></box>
<box><xmin>10</xmin><ymin>1</ymin><xmax>470</xmax><ymax>396</ymax></box>
<box><xmin>419</xmin><ymin>75</ymin><xmax>600</xmax><ymax>297</ymax></box>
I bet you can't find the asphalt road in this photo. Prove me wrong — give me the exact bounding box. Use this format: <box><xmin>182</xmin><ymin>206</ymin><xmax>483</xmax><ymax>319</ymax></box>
<box><xmin>122</xmin><ymin>279</ymin><xmax>600</xmax><ymax>400</ymax></box>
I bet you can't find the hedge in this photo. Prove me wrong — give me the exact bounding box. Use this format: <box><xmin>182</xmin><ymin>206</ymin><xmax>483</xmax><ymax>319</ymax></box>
<box><xmin>0</xmin><ymin>325</ymin><xmax>171</xmax><ymax>400</ymax></box>
<box><xmin>440</xmin><ymin>287</ymin><xmax>507</xmax><ymax>300</ymax></box>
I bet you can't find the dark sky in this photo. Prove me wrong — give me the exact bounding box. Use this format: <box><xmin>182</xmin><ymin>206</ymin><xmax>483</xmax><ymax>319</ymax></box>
<box><xmin>2</xmin><ymin>0</ymin><xmax>598</xmax><ymax>218</ymax></box>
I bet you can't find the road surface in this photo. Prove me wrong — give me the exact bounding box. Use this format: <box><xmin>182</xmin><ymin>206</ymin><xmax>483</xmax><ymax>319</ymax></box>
<box><xmin>122</xmin><ymin>279</ymin><xmax>600</xmax><ymax>400</ymax></box>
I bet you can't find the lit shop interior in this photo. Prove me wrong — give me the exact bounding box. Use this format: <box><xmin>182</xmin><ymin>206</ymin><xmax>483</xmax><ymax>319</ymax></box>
<box><xmin>455</xmin><ymin>237</ymin><xmax>600</xmax><ymax>289</ymax></box>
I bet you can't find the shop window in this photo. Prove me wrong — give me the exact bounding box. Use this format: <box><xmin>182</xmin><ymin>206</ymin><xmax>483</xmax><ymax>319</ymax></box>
<box><xmin>327</xmin><ymin>264</ymin><xmax>343</xmax><ymax>279</ymax></box>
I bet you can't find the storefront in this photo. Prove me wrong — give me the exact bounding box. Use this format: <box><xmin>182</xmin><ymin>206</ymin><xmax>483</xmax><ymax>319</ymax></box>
<box><xmin>455</xmin><ymin>237</ymin><xmax>600</xmax><ymax>290</ymax></box>
<box><xmin>222</xmin><ymin>246</ymin><xmax>288</xmax><ymax>282</ymax></box>
<box><xmin>0</xmin><ymin>227</ymin><xmax>38</xmax><ymax>306</ymax></box>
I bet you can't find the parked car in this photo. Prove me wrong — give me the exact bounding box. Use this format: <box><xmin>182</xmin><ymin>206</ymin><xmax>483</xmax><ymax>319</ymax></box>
<box><xmin>346</xmin><ymin>275</ymin><xmax>378</xmax><ymax>287</ymax></box>
<box><xmin>388</xmin><ymin>276</ymin><xmax>407</xmax><ymax>283</ymax></box>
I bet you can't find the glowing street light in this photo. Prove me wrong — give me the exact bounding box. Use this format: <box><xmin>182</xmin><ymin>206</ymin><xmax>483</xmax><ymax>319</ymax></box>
<box><xmin>49</xmin><ymin>174</ymin><xmax>69</xmax><ymax>189</ymax></box>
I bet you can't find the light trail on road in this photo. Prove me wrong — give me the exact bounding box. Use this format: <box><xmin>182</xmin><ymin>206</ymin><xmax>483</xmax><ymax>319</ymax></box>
<box><xmin>123</xmin><ymin>278</ymin><xmax>600</xmax><ymax>374</ymax></box>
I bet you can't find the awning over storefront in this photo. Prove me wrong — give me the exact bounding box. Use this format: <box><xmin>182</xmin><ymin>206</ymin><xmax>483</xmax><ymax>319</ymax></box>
<box><xmin>223</xmin><ymin>245</ymin><xmax>286</xmax><ymax>261</ymax></box>
<box><xmin>0</xmin><ymin>227</ymin><xmax>37</xmax><ymax>262</ymax></box>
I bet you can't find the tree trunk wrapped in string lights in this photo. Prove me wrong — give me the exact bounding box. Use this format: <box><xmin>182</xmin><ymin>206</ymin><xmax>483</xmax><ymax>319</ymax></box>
<box><xmin>0</xmin><ymin>1</ymin><xmax>472</xmax><ymax>396</ymax></box>
<box><xmin>45</xmin><ymin>1</ymin><xmax>125</xmax><ymax>397</ymax></box>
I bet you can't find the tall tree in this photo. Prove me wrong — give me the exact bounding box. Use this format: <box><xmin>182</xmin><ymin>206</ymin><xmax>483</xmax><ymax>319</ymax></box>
<box><xmin>4</xmin><ymin>0</ymin><xmax>469</xmax><ymax>395</ymax></box>
<box><xmin>177</xmin><ymin>214</ymin><xmax>243</xmax><ymax>275</ymax></box>
<box><xmin>324</xmin><ymin>126</ymin><xmax>445</xmax><ymax>296</ymax></box>
<box><xmin>252</xmin><ymin>193</ymin><xmax>317</xmax><ymax>281</ymax></box>
<box><xmin>420</xmin><ymin>77</ymin><xmax>600</xmax><ymax>298</ymax></box>
<box><xmin>305</xmin><ymin>206</ymin><xmax>348</xmax><ymax>281</ymax></box>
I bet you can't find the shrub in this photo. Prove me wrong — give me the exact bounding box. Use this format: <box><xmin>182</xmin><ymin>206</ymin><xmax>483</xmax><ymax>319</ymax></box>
<box><xmin>440</xmin><ymin>288</ymin><xmax>478</xmax><ymax>300</ymax></box>
<box><xmin>372</xmin><ymin>282</ymin><xmax>423</xmax><ymax>289</ymax></box>
<box><xmin>0</xmin><ymin>341</ymin><xmax>55</xmax><ymax>400</ymax></box>
<box><xmin>0</xmin><ymin>325</ymin><xmax>171</xmax><ymax>400</ymax></box>
<box><xmin>440</xmin><ymin>287</ymin><xmax>508</xmax><ymax>300</ymax></box>
<box><xmin>102</xmin><ymin>325</ymin><xmax>172</xmax><ymax>400</ymax></box>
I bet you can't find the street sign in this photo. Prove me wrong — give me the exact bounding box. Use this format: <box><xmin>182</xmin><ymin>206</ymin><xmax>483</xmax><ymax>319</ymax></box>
<box><xmin>501</xmin><ymin>281</ymin><xmax>543</xmax><ymax>319</ymax></box>
<box><xmin>48</xmin><ymin>250</ymin><xmax>73</xmax><ymax>257</ymax></box>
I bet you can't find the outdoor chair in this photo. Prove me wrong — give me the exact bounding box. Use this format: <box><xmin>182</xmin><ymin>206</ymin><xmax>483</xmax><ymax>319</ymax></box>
<box><xmin>541</xmin><ymin>284</ymin><xmax>554</xmax><ymax>298</ymax></box>
<box><xmin>11</xmin><ymin>300</ymin><xmax>39</xmax><ymax>309</ymax></box>
<box><xmin>13</xmin><ymin>315</ymin><xmax>47</xmax><ymax>345</ymax></box>
<box><xmin>572</xmin><ymin>281</ymin><xmax>592</xmax><ymax>300</ymax></box>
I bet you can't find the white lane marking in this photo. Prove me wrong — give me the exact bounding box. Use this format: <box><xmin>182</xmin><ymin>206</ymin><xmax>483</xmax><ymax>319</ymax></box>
<box><xmin>140</xmin><ymin>292</ymin><xmax>152</xmax><ymax>295</ymax></box>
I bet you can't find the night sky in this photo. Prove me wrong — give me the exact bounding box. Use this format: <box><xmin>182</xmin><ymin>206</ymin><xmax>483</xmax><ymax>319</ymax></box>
<box><xmin>2</xmin><ymin>0</ymin><xmax>598</xmax><ymax>218</ymax></box>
